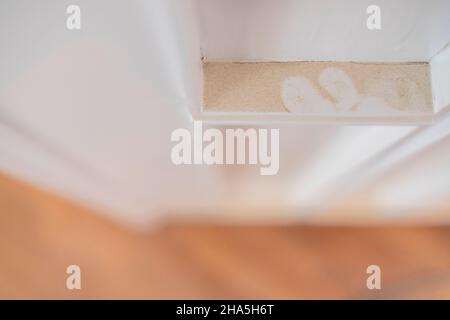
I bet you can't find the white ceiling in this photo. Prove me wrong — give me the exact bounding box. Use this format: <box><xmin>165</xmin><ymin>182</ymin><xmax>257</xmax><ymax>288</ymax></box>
<box><xmin>199</xmin><ymin>0</ymin><xmax>450</xmax><ymax>62</ymax></box>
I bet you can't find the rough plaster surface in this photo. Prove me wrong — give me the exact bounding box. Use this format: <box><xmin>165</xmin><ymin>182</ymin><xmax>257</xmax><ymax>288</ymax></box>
<box><xmin>203</xmin><ymin>62</ymin><xmax>433</xmax><ymax>116</ymax></box>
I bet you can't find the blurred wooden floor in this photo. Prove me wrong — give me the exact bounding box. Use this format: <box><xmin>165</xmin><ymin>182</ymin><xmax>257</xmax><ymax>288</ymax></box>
<box><xmin>1</xmin><ymin>172</ymin><xmax>450</xmax><ymax>299</ymax></box>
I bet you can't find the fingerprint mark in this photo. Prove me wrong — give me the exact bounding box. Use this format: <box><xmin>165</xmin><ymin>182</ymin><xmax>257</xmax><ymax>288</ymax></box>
<box><xmin>281</xmin><ymin>76</ymin><xmax>334</xmax><ymax>114</ymax></box>
<box><xmin>319</xmin><ymin>67</ymin><xmax>359</xmax><ymax>111</ymax></box>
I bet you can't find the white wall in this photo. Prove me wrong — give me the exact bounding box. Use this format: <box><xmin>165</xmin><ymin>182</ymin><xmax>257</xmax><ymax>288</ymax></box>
<box><xmin>199</xmin><ymin>0</ymin><xmax>450</xmax><ymax>62</ymax></box>
<box><xmin>0</xmin><ymin>0</ymin><xmax>210</xmax><ymax>225</ymax></box>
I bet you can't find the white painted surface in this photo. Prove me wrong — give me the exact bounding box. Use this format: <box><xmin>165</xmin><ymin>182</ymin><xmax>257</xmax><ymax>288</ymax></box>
<box><xmin>371</xmin><ymin>136</ymin><xmax>450</xmax><ymax>215</ymax></box>
<box><xmin>199</xmin><ymin>0</ymin><xmax>450</xmax><ymax>62</ymax></box>
<box><xmin>0</xmin><ymin>0</ymin><xmax>211</xmax><ymax>226</ymax></box>
<box><xmin>431</xmin><ymin>44</ymin><xmax>450</xmax><ymax>113</ymax></box>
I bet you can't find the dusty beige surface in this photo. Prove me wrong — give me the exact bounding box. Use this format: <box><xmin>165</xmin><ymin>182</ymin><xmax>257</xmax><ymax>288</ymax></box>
<box><xmin>203</xmin><ymin>62</ymin><xmax>433</xmax><ymax>114</ymax></box>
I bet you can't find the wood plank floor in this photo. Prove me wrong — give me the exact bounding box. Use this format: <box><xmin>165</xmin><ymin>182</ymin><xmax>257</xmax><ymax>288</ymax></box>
<box><xmin>1</xmin><ymin>172</ymin><xmax>450</xmax><ymax>299</ymax></box>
